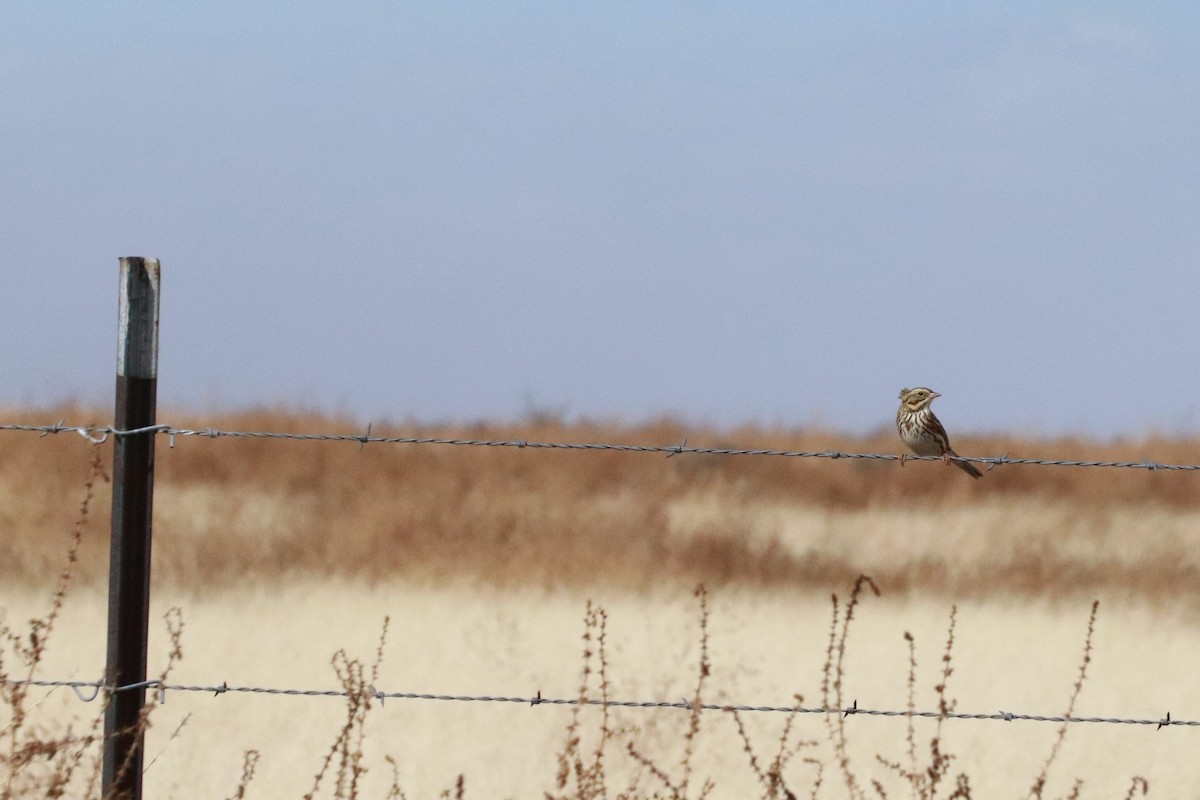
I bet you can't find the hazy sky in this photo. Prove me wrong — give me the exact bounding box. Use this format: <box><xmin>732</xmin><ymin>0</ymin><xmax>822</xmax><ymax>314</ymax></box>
<box><xmin>3</xmin><ymin>3</ymin><xmax>1198</xmax><ymax>437</ymax></box>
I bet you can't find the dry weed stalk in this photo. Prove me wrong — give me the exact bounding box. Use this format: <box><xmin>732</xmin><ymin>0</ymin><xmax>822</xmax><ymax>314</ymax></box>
<box><xmin>626</xmin><ymin>585</ymin><xmax>715</xmax><ymax>800</ymax></box>
<box><xmin>929</xmin><ymin>607</ymin><xmax>958</xmax><ymax>795</ymax></box>
<box><xmin>0</xmin><ymin>445</ymin><xmax>106</xmax><ymax>798</ymax></box>
<box><xmin>550</xmin><ymin>600</ymin><xmax>618</xmax><ymax>800</ymax></box>
<box><xmin>805</xmin><ymin>758</ymin><xmax>825</xmax><ymax>800</ymax></box>
<box><xmin>859</xmin><ymin>597</ymin><xmax>1147</xmax><ymax>800</ymax></box>
<box><xmin>1122</xmin><ymin>777</ymin><xmax>1149</xmax><ymax>799</ymax></box>
<box><xmin>1026</xmin><ymin>601</ymin><xmax>1099</xmax><ymax>800</ymax></box>
<box><xmin>304</xmin><ymin>616</ymin><xmax>390</xmax><ymax>800</ymax></box>
<box><xmin>875</xmin><ymin>605</ymin><xmax>963</xmax><ymax>799</ymax></box>
<box><xmin>440</xmin><ymin>774</ymin><xmax>465</xmax><ymax>800</ymax></box>
<box><xmin>822</xmin><ymin>575</ymin><xmax>880</xmax><ymax>800</ymax></box>
<box><xmin>383</xmin><ymin>755</ymin><xmax>406</xmax><ymax>800</ymax></box>
<box><xmin>143</xmin><ymin>711</ymin><xmax>191</xmax><ymax>773</ymax></box>
<box><xmin>727</xmin><ymin>693</ymin><xmax>817</xmax><ymax>800</ymax></box>
<box><xmin>904</xmin><ymin>632</ymin><xmax>918</xmax><ymax>791</ymax></box>
<box><xmin>553</xmin><ymin>589</ymin><xmax>726</xmax><ymax>800</ymax></box>
<box><xmin>224</xmin><ymin>749</ymin><xmax>260</xmax><ymax>800</ymax></box>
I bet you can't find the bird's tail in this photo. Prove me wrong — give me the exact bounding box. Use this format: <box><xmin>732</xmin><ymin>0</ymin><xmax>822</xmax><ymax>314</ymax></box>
<box><xmin>949</xmin><ymin>450</ymin><xmax>983</xmax><ymax>479</ymax></box>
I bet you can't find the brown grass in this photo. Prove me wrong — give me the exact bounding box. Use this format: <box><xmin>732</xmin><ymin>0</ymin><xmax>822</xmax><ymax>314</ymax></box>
<box><xmin>2</xmin><ymin>406</ymin><xmax>1198</xmax><ymax>597</ymax></box>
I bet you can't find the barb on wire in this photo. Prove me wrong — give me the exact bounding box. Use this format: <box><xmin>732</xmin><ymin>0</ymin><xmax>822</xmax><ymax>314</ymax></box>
<box><xmin>4</xmin><ymin>420</ymin><xmax>1200</xmax><ymax>473</ymax></box>
<box><xmin>3</xmin><ymin>676</ymin><xmax>1195</xmax><ymax>729</ymax></box>
<box><xmin>666</xmin><ymin>437</ymin><xmax>688</xmax><ymax>458</ymax></box>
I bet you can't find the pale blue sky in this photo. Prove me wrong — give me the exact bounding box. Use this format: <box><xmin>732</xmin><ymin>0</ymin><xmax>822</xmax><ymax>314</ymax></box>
<box><xmin>2</xmin><ymin>3</ymin><xmax>1198</xmax><ymax>436</ymax></box>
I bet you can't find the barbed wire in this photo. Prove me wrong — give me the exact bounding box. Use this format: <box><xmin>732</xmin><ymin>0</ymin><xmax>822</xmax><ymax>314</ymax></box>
<box><xmin>2</xmin><ymin>676</ymin><xmax>1190</xmax><ymax>729</ymax></box>
<box><xmin>1</xmin><ymin>420</ymin><xmax>1198</xmax><ymax>472</ymax></box>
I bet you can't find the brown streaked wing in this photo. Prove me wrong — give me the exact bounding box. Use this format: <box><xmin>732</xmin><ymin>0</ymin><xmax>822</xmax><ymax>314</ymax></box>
<box><xmin>926</xmin><ymin>411</ymin><xmax>952</xmax><ymax>447</ymax></box>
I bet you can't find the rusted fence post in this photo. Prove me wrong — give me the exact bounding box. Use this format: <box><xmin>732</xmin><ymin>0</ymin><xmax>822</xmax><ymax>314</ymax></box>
<box><xmin>102</xmin><ymin>257</ymin><xmax>161</xmax><ymax>800</ymax></box>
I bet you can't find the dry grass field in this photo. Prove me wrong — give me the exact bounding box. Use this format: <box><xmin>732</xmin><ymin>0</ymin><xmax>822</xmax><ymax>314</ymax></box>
<box><xmin>3</xmin><ymin>407</ymin><xmax>1199</xmax><ymax>797</ymax></box>
<box><xmin>4</xmin><ymin>407</ymin><xmax>1200</xmax><ymax>595</ymax></box>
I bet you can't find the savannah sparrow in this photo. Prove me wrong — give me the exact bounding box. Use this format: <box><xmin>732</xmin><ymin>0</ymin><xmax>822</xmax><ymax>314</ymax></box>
<box><xmin>896</xmin><ymin>387</ymin><xmax>982</xmax><ymax>479</ymax></box>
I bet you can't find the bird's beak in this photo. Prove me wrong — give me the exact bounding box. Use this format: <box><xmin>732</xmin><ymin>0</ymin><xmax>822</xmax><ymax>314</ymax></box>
<box><xmin>931</xmin><ymin>392</ymin><xmax>941</xmax><ymax>399</ymax></box>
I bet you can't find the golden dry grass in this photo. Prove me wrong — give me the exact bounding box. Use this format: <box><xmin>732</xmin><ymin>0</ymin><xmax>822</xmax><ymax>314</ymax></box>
<box><xmin>1</xmin><ymin>406</ymin><xmax>1198</xmax><ymax>600</ymax></box>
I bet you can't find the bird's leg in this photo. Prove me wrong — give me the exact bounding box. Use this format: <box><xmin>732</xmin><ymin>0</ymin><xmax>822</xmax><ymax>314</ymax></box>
<box><xmin>942</xmin><ymin>453</ymin><xmax>952</xmax><ymax>466</ymax></box>
<box><xmin>899</xmin><ymin>453</ymin><xmax>907</xmax><ymax>467</ymax></box>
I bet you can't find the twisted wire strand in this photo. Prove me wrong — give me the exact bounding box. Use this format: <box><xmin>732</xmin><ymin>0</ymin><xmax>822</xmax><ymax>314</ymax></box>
<box><xmin>3</xmin><ymin>677</ymin><xmax>1190</xmax><ymax>728</ymax></box>
<box><xmin>2</xmin><ymin>421</ymin><xmax>1197</xmax><ymax>472</ymax></box>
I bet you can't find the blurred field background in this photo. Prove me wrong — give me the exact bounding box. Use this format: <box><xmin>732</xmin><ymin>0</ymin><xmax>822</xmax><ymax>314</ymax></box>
<box><xmin>4</xmin><ymin>406</ymin><xmax>1200</xmax><ymax>596</ymax></box>
<box><xmin>3</xmin><ymin>407</ymin><xmax>1200</xmax><ymax>796</ymax></box>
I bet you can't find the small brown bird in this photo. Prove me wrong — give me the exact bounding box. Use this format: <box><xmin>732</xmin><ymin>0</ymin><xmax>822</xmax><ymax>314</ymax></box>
<box><xmin>896</xmin><ymin>387</ymin><xmax>982</xmax><ymax>479</ymax></box>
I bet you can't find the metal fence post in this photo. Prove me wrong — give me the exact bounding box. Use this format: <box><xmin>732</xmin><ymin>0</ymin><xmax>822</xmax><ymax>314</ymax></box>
<box><xmin>102</xmin><ymin>257</ymin><xmax>161</xmax><ymax>800</ymax></box>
